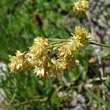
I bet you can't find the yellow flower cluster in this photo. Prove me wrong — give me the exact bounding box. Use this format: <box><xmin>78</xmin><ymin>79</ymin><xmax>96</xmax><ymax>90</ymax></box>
<box><xmin>9</xmin><ymin>51</ymin><xmax>32</xmax><ymax>73</ymax></box>
<box><xmin>72</xmin><ymin>0</ymin><xmax>89</xmax><ymax>12</ymax></box>
<box><xmin>29</xmin><ymin>37</ymin><xmax>50</xmax><ymax>64</ymax></box>
<box><xmin>29</xmin><ymin>37</ymin><xmax>51</xmax><ymax>77</ymax></box>
<box><xmin>33</xmin><ymin>56</ymin><xmax>50</xmax><ymax>77</ymax></box>
<box><xmin>57</xmin><ymin>39</ymin><xmax>81</xmax><ymax>70</ymax></box>
<box><xmin>9</xmin><ymin>27</ymin><xmax>91</xmax><ymax>77</ymax></box>
<box><xmin>74</xmin><ymin>26</ymin><xmax>91</xmax><ymax>44</ymax></box>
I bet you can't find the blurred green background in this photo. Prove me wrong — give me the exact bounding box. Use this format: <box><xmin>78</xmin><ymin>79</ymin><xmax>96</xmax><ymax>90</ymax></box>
<box><xmin>0</xmin><ymin>0</ymin><xmax>110</xmax><ymax>110</ymax></box>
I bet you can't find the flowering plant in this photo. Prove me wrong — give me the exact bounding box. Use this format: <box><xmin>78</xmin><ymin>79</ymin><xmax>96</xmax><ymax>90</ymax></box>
<box><xmin>9</xmin><ymin>25</ymin><xmax>91</xmax><ymax>77</ymax></box>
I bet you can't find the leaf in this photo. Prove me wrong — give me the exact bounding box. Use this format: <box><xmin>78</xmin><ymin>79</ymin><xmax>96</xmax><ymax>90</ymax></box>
<box><xmin>33</xmin><ymin>74</ymin><xmax>46</xmax><ymax>95</ymax></box>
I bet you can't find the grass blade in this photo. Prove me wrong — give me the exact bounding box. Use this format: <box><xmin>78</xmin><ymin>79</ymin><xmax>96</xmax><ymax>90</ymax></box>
<box><xmin>85</xmin><ymin>87</ymin><xmax>110</xmax><ymax>108</ymax></box>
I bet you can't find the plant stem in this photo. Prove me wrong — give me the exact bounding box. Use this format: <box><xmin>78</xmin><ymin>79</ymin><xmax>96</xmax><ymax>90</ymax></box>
<box><xmin>89</xmin><ymin>41</ymin><xmax>110</xmax><ymax>48</ymax></box>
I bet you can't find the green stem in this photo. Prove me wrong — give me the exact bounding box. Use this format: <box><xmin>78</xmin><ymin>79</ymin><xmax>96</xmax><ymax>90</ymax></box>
<box><xmin>48</xmin><ymin>38</ymin><xmax>66</xmax><ymax>41</ymax></box>
<box><xmin>89</xmin><ymin>41</ymin><xmax>110</xmax><ymax>48</ymax></box>
<box><xmin>50</xmin><ymin>40</ymin><xmax>69</xmax><ymax>45</ymax></box>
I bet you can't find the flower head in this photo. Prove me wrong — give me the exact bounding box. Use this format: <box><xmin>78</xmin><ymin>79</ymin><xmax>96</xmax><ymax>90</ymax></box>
<box><xmin>74</xmin><ymin>26</ymin><xmax>91</xmax><ymax>44</ymax></box>
<box><xmin>57</xmin><ymin>38</ymin><xmax>82</xmax><ymax>70</ymax></box>
<box><xmin>33</xmin><ymin>55</ymin><xmax>51</xmax><ymax>77</ymax></box>
<box><xmin>72</xmin><ymin>0</ymin><xmax>89</xmax><ymax>12</ymax></box>
<box><xmin>29</xmin><ymin>37</ymin><xmax>50</xmax><ymax>65</ymax></box>
<box><xmin>58</xmin><ymin>38</ymin><xmax>82</xmax><ymax>60</ymax></box>
<box><xmin>50</xmin><ymin>58</ymin><xmax>64</xmax><ymax>74</ymax></box>
<box><xmin>9</xmin><ymin>51</ymin><xmax>32</xmax><ymax>73</ymax></box>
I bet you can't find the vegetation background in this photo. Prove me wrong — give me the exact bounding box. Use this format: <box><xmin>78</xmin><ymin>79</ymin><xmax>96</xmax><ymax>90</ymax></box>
<box><xmin>0</xmin><ymin>0</ymin><xmax>110</xmax><ymax>110</ymax></box>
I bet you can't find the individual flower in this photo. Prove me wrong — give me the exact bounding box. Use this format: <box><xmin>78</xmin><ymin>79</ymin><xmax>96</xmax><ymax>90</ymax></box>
<box><xmin>9</xmin><ymin>50</ymin><xmax>32</xmax><ymax>73</ymax></box>
<box><xmin>34</xmin><ymin>67</ymin><xmax>45</xmax><ymax>77</ymax></box>
<box><xmin>72</xmin><ymin>0</ymin><xmax>89</xmax><ymax>12</ymax></box>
